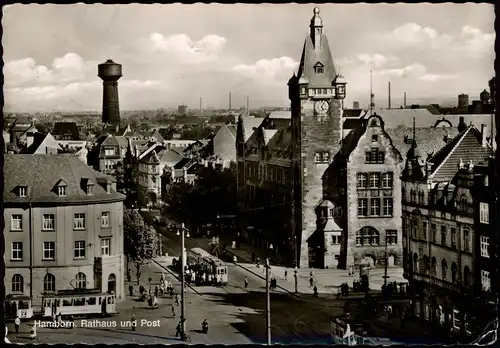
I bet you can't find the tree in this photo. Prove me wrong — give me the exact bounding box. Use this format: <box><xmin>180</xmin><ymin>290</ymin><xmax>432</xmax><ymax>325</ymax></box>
<box><xmin>123</xmin><ymin>210</ymin><xmax>160</xmax><ymax>285</ymax></box>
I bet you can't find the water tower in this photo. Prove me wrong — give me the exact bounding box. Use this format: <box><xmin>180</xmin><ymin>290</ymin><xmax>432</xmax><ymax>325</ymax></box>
<box><xmin>98</xmin><ymin>59</ymin><xmax>122</xmax><ymax>126</ymax></box>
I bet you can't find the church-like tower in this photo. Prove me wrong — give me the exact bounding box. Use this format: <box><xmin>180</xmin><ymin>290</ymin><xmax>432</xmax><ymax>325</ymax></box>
<box><xmin>288</xmin><ymin>7</ymin><xmax>347</xmax><ymax>267</ymax></box>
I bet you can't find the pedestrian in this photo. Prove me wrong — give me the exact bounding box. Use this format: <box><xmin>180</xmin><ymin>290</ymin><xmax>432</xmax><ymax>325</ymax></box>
<box><xmin>14</xmin><ymin>316</ymin><xmax>20</xmax><ymax>333</ymax></box>
<box><xmin>175</xmin><ymin>293</ymin><xmax>180</xmax><ymax>306</ymax></box>
<box><xmin>153</xmin><ymin>295</ymin><xmax>159</xmax><ymax>309</ymax></box>
<box><xmin>131</xmin><ymin>314</ymin><xmax>137</xmax><ymax>331</ymax></box>
<box><xmin>175</xmin><ymin>321</ymin><xmax>182</xmax><ymax>337</ymax></box>
<box><xmin>129</xmin><ymin>284</ymin><xmax>134</xmax><ymax>296</ymax></box>
<box><xmin>155</xmin><ymin>285</ymin><xmax>159</xmax><ymax>298</ymax></box>
<box><xmin>30</xmin><ymin>324</ymin><xmax>36</xmax><ymax>339</ymax></box>
<box><xmin>309</xmin><ymin>276</ymin><xmax>314</xmax><ymax>287</ymax></box>
<box><xmin>313</xmin><ymin>285</ymin><xmax>318</xmax><ymax>297</ymax></box>
<box><xmin>285</xmin><ymin>270</ymin><xmax>288</xmax><ymax>280</ymax></box>
<box><xmin>244</xmin><ymin>276</ymin><xmax>248</xmax><ymax>288</ymax></box>
<box><xmin>256</xmin><ymin>257</ymin><xmax>260</xmax><ymax>268</ymax></box>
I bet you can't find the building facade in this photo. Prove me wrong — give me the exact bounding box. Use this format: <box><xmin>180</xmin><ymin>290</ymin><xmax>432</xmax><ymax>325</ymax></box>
<box><xmin>402</xmin><ymin>125</ymin><xmax>495</xmax><ymax>336</ymax></box>
<box><xmin>4</xmin><ymin>155</ymin><xmax>126</xmax><ymax>308</ymax></box>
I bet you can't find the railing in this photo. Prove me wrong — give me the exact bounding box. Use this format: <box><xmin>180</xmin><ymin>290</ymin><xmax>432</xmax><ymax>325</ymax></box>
<box><xmin>412</xmin><ymin>272</ymin><xmax>462</xmax><ymax>292</ymax></box>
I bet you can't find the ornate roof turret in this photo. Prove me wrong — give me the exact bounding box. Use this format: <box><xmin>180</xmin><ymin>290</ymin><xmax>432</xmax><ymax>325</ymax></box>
<box><xmin>310</xmin><ymin>7</ymin><xmax>323</xmax><ymax>28</ymax></box>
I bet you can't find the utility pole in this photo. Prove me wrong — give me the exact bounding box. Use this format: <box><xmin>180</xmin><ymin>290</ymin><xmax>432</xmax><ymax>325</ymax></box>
<box><xmin>370</xmin><ymin>70</ymin><xmax>374</xmax><ymax>116</ymax></box>
<box><xmin>383</xmin><ymin>234</ymin><xmax>389</xmax><ymax>288</ymax></box>
<box><xmin>178</xmin><ymin>223</ymin><xmax>189</xmax><ymax>340</ymax></box>
<box><xmin>265</xmin><ymin>258</ymin><xmax>271</xmax><ymax>345</ymax></box>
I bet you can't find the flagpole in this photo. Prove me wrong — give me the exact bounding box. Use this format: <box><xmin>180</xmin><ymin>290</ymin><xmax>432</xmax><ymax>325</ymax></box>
<box><xmin>370</xmin><ymin>70</ymin><xmax>373</xmax><ymax>116</ymax></box>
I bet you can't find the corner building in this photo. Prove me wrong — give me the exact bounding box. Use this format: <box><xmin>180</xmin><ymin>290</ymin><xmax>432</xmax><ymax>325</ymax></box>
<box><xmin>4</xmin><ymin>155</ymin><xmax>126</xmax><ymax>308</ymax></box>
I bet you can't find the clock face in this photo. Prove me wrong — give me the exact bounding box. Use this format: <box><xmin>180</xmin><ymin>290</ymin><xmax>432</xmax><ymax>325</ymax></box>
<box><xmin>314</xmin><ymin>100</ymin><xmax>330</xmax><ymax>114</ymax></box>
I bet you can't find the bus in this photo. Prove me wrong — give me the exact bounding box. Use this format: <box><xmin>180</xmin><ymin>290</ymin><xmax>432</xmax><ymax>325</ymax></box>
<box><xmin>188</xmin><ymin>247</ymin><xmax>228</xmax><ymax>285</ymax></box>
<box><xmin>42</xmin><ymin>290</ymin><xmax>117</xmax><ymax>319</ymax></box>
<box><xmin>4</xmin><ymin>295</ymin><xmax>33</xmax><ymax>320</ymax></box>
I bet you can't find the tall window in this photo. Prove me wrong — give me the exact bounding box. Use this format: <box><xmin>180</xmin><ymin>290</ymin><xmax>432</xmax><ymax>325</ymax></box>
<box><xmin>431</xmin><ymin>257</ymin><xmax>437</xmax><ymax>277</ymax></box>
<box><xmin>12</xmin><ymin>274</ymin><xmax>24</xmax><ymax>293</ymax></box>
<box><xmin>19</xmin><ymin>186</ymin><xmax>27</xmax><ymax>197</ymax></box>
<box><xmin>356</xmin><ymin>226</ymin><xmax>380</xmax><ymax>246</ymax></box>
<box><xmin>101</xmin><ymin>212</ymin><xmax>110</xmax><ymax>228</ymax></box>
<box><xmin>412</xmin><ymin>219</ymin><xmax>418</xmax><ymax>238</ymax></box>
<box><xmin>481</xmin><ymin>270</ymin><xmax>491</xmax><ymax>291</ymax></box>
<box><xmin>73</xmin><ymin>213</ymin><xmax>85</xmax><ymax>230</ymax></box>
<box><xmin>441</xmin><ymin>225</ymin><xmax>447</xmax><ymax>246</ymax></box>
<box><xmin>11</xmin><ymin>242</ymin><xmax>23</xmax><ymax>260</ymax></box>
<box><xmin>480</xmin><ymin>236</ymin><xmax>490</xmax><ymax>258</ymax></box>
<box><xmin>370</xmin><ymin>198</ymin><xmax>380</xmax><ymax>216</ymax></box>
<box><xmin>413</xmin><ymin>253</ymin><xmax>419</xmax><ymax>273</ymax></box>
<box><xmin>58</xmin><ymin>186</ymin><xmax>66</xmax><ymax>197</ymax></box>
<box><xmin>423</xmin><ymin>221</ymin><xmax>428</xmax><ymax>240</ymax></box>
<box><xmin>410</xmin><ymin>190</ymin><xmax>417</xmax><ymax>203</ymax></box>
<box><xmin>357</xmin><ymin>199</ymin><xmax>368</xmax><ymax>217</ymax></box>
<box><xmin>44</xmin><ymin>273</ymin><xmax>56</xmax><ymax>293</ymax></box>
<box><xmin>11</xmin><ymin>215</ymin><xmax>23</xmax><ymax>230</ymax></box>
<box><xmin>451</xmin><ymin>228</ymin><xmax>456</xmax><ymax>249</ymax></box>
<box><xmin>74</xmin><ymin>241</ymin><xmax>86</xmax><ymax>259</ymax></box>
<box><xmin>383</xmin><ymin>198</ymin><xmax>393</xmax><ymax>216</ymax></box>
<box><xmin>463</xmin><ymin>229</ymin><xmax>470</xmax><ymax>252</ymax></box>
<box><xmin>386</xmin><ymin>230</ymin><xmax>397</xmax><ymax>245</ymax></box>
<box><xmin>451</xmin><ymin>263</ymin><xmax>458</xmax><ymax>283</ymax></box>
<box><xmin>464</xmin><ymin>266</ymin><xmax>471</xmax><ymax>286</ymax></box>
<box><xmin>479</xmin><ymin>203</ymin><xmax>489</xmax><ymax>224</ymax></box>
<box><xmin>460</xmin><ymin>195</ymin><xmax>468</xmax><ymax>212</ymax></box>
<box><xmin>42</xmin><ymin>214</ymin><xmax>55</xmax><ymax>230</ymax></box>
<box><xmin>418</xmin><ymin>191</ymin><xmax>425</xmax><ymax>204</ymax></box>
<box><xmin>441</xmin><ymin>260</ymin><xmax>448</xmax><ymax>281</ymax></box>
<box><xmin>101</xmin><ymin>238</ymin><xmax>111</xmax><ymax>256</ymax></box>
<box><xmin>382</xmin><ymin>173</ymin><xmax>393</xmax><ymax>188</ymax></box>
<box><xmin>431</xmin><ymin>224</ymin><xmax>437</xmax><ymax>243</ymax></box>
<box><xmin>43</xmin><ymin>241</ymin><xmax>55</xmax><ymax>260</ymax></box>
<box><xmin>75</xmin><ymin>272</ymin><xmax>86</xmax><ymax>289</ymax></box>
<box><xmin>357</xmin><ymin>173</ymin><xmax>367</xmax><ymax>188</ymax></box>
<box><xmin>369</xmin><ymin>173</ymin><xmax>380</xmax><ymax>188</ymax></box>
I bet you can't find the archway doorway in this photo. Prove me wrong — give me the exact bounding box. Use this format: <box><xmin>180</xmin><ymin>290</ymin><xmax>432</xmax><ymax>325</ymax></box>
<box><xmin>107</xmin><ymin>274</ymin><xmax>116</xmax><ymax>294</ymax></box>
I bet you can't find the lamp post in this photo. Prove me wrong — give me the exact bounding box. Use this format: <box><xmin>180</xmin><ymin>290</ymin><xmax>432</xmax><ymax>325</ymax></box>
<box><xmin>294</xmin><ymin>266</ymin><xmax>298</xmax><ymax>293</ymax></box>
<box><xmin>383</xmin><ymin>235</ymin><xmax>389</xmax><ymax>288</ymax></box>
<box><xmin>177</xmin><ymin>223</ymin><xmax>190</xmax><ymax>340</ymax></box>
<box><xmin>265</xmin><ymin>258</ymin><xmax>271</xmax><ymax>345</ymax></box>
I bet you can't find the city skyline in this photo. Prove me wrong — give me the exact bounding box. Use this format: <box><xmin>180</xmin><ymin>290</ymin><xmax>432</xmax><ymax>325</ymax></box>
<box><xmin>3</xmin><ymin>3</ymin><xmax>495</xmax><ymax>112</ymax></box>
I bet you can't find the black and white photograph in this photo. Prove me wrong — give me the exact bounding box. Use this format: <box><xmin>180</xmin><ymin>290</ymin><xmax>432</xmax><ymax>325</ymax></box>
<box><xmin>2</xmin><ymin>3</ymin><xmax>497</xmax><ymax>345</ymax></box>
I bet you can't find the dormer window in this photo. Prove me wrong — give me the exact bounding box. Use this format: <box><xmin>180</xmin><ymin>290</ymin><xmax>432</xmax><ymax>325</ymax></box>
<box><xmin>58</xmin><ymin>186</ymin><xmax>66</xmax><ymax>197</ymax></box>
<box><xmin>106</xmin><ymin>183</ymin><xmax>111</xmax><ymax>194</ymax></box>
<box><xmin>314</xmin><ymin>62</ymin><xmax>324</xmax><ymax>74</ymax></box>
<box><xmin>18</xmin><ymin>186</ymin><xmax>27</xmax><ymax>197</ymax></box>
<box><xmin>87</xmin><ymin>185</ymin><xmax>94</xmax><ymax>195</ymax></box>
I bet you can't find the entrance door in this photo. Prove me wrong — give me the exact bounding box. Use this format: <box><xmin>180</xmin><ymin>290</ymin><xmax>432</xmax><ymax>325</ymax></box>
<box><xmin>388</xmin><ymin>255</ymin><xmax>395</xmax><ymax>267</ymax></box>
<box><xmin>107</xmin><ymin>274</ymin><xmax>116</xmax><ymax>294</ymax></box>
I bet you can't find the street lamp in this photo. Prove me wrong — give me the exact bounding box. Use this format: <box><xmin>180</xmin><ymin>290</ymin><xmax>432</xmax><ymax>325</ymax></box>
<box><xmin>177</xmin><ymin>223</ymin><xmax>190</xmax><ymax>340</ymax></box>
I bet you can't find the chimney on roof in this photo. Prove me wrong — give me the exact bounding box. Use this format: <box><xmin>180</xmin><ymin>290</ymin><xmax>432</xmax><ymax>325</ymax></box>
<box><xmin>404</xmin><ymin>92</ymin><xmax>407</xmax><ymax>108</ymax></box>
<box><xmin>481</xmin><ymin>124</ymin><xmax>488</xmax><ymax>147</ymax></box>
<box><xmin>388</xmin><ymin>82</ymin><xmax>391</xmax><ymax>109</ymax></box>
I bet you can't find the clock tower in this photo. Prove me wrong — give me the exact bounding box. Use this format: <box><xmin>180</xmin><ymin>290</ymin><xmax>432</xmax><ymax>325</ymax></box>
<box><xmin>288</xmin><ymin>7</ymin><xmax>347</xmax><ymax>268</ymax></box>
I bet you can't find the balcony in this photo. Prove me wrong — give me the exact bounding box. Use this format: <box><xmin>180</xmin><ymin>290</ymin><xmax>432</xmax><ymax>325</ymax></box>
<box><xmin>411</xmin><ymin>272</ymin><xmax>462</xmax><ymax>292</ymax></box>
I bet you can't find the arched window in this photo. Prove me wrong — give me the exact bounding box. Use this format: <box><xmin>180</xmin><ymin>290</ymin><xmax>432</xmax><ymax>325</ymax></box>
<box><xmin>410</xmin><ymin>189</ymin><xmax>417</xmax><ymax>203</ymax></box>
<box><xmin>431</xmin><ymin>257</ymin><xmax>437</xmax><ymax>277</ymax></box>
<box><xmin>44</xmin><ymin>273</ymin><xmax>56</xmax><ymax>293</ymax></box>
<box><xmin>12</xmin><ymin>274</ymin><xmax>24</xmax><ymax>293</ymax></box>
<box><xmin>413</xmin><ymin>253</ymin><xmax>419</xmax><ymax>273</ymax></box>
<box><xmin>464</xmin><ymin>266</ymin><xmax>471</xmax><ymax>287</ymax></box>
<box><xmin>460</xmin><ymin>195</ymin><xmax>468</xmax><ymax>212</ymax></box>
<box><xmin>441</xmin><ymin>260</ymin><xmax>448</xmax><ymax>281</ymax></box>
<box><xmin>356</xmin><ymin>226</ymin><xmax>380</xmax><ymax>246</ymax></box>
<box><xmin>423</xmin><ymin>255</ymin><xmax>430</xmax><ymax>274</ymax></box>
<box><xmin>76</xmin><ymin>272</ymin><xmax>86</xmax><ymax>289</ymax></box>
<box><xmin>451</xmin><ymin>262</ymin><xmax>458</xmax><ymax>283</ymax></box>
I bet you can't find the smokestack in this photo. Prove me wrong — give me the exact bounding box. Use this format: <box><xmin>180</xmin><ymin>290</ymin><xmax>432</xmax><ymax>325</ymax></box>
<box><xmin>404</xmin><ymin>92</ymin><xmax>407</xmax><ymax>108</ymax></box>
<box><xmin>229</xmin><ymin>92</ymin><xmax>232</xmax><ymax>111</ymax></box>
<box><xmin>388</xmin><ymin>82</ymin><xmax>391</xmax><ymax>109</ymax></box>
<box><xmin>200</xmin><ymin>97</ymin><xmax>203</xmax><ymax>116</ymax></box>
<box><xmin>98</xmin><ymin>59</ymin><xmax>122</xmax><ymax>126</ymax></box>
<box><xmin>247</xmin><ymin>96</ymin><xmax>250</xmax><ymax>116</ymax></box>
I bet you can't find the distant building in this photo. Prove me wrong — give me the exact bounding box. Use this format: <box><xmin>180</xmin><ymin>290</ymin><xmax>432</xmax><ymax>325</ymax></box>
<box><xmin>20</xmin><ymin>132</ymin><xmax>61</xmax><ymax>155</ymax></box>
<box><xmin>458</xmin><ymin>94</ymin><xmax>469</xmax><ymax>109</ymax></box>
<box><xmin>164</xmin><ymin>139</ymin><xmax>195</xmax><ymax>151</ymax></box>
<box><xmin>211</xmin><ymin>124</ymin><xmax>237</xmax><ymax>168</ymax></box>
<box><xmin>4</xmin><ymin>154</ymin><xmax>126</xmax><ymax>307</ymax></box>
<box><xmin>178</xmin><ymin>105</ymin><xmax>188</xmax><ymax>116</ymax></box>
<box><xmin>52</xmin><ymin>122</ymin><xmax>81</xmax><ymax>141</ymax></box>
<box><xmin>92</xmin><ymin>134</ymin><xmax>129</xmax><ymax>175</ymax></box>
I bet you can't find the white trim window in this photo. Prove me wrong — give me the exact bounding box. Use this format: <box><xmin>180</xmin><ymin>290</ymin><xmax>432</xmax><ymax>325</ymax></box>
<box><xmin>357</xmin><ymin>173</ymin><xmax>367</xmax><ymax>189</ymax></box>
<box><xmin>480</xmin><ymin>236</ymin><xmax>490</xmax><ymax>258</ymax></box>
<box><xmin>74</xmin><ymin>241</ymin><xmax>86</xmax><ymax>259</ymax></box>
<box><xmin>11</xmin><ymin>215</ymin><xmax>23</xmax><ymax>230</ymax></box>
<box><xmin>357</xmin><ymin>198</ymin><xmax>368</xmax><ymax>217</ymax></box>
<box><xmin>58</xmin><ymin>186</ymin><xmax>66</xmax><ymax>196</ymax></box>
<box><xmin>43</xmin><ymin>241</ymin><xmax>55</xmax><ymax>260</ymax></box>
<box><xmin>42</xmin><ymin>214</ymin><xmax>55</xmax><ymax>230</ymax></box>
<box><xmin>101</xmin><ymin>212</ymin><xmax>110</xmax><ymax>228</ymax></box>
<box><xmin>73</xmin><ymin>213</ymin><xmax>85</xmax><ymax>230</ymax></box>
<box><xmin>370</xmin><ymin>198</ymin><xmax>380</xmax><ymax>216</ymax></box>
<box><xmin>101</xmin><ymin>238</ymin><xmax>111</xmax><ymax>256</ymax></box>
<box><xmin>382</xmin><ymin>172</ymin><xmax>393</xmax><ymax>188</ymax></box>
<box><xmin>12</xmin><ymin>274</ymin><xmax>24</xmax><ymax>293</ymax></box>
<box><xmin>479</xmin><ymin>203</ymin><xmax>489</xmax><ymax>224</ymax></box>
<box><xmin>481</xmin><ymin>270</ymin><xmax>491</xmax><ymax>292</ymax></box>
<box><xmin>12</xmin><ymin>242</ymin><xmax>23</xmax><ymax>260</ymax></box>
<box><xmin>19</xmin><ymin>186</ymin><xmax>27</xmax><ymax>197</ymax></box>
<box><xmin>383</xmin><ymin>198</ymin><xmax>393</xmax><ymax>216</ymax></box>
<box><xmin>369</xmin><ymin>173</ymin><xmax>380</xmax><ymax>188</ymax></box>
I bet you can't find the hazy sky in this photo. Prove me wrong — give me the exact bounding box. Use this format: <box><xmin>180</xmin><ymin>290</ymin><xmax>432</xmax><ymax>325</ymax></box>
<box><xmin>2</xmin><ymin>3</ymin><xmax>495</xmax><ymax>112</ymax></box>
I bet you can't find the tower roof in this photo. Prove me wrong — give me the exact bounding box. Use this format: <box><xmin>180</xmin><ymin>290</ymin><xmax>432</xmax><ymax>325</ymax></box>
<box><xmin>310</xmin><ymin>7</ymin><xmax>323</xmax><ymax>28</ymax></box>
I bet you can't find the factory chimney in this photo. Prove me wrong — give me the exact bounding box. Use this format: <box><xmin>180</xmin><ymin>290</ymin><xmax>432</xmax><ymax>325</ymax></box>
<box><xmin>200</xmin><ymin>97</ymin><xmax>203</xmax><ymax>116</ymax></box>
<box><xmin>98</xmin><ymin>59</ymin><xmax>122</xmax><ymax>126</ymax></box>
<box><xmin>247</xmin><ymin>96</ymin><xmax>250</xmax><ymax>116</ymax></box>
<box><xmin>388</xmin><ymin>82</ymin><xmax>391</xmax><ymax>109</ymax></box>
<box><xmin>404</xmin><ymin>92</ymin><xmax>407</xmax><ymax>108</ymax></box>
<box><xmin>229</xmin><ymin>92</ymin><xmax>232</xmax><ymax>111</ymax></box>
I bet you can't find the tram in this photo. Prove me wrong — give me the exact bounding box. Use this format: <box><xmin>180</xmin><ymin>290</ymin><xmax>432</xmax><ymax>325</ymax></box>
<box><xmin>4</xmin><ymin>295</ymin><xmax>33</xmax><ymax>320</ymax></box>
<box><xmin>331</xmin><ymin>315</ymin><xmax>393</xmax><ymax>346</ymax></box>
<box><xmin>188</xmin><ymin>247</ymin><xmax>228</xmax><ymax>285</ymax></box>
<box><xmin>42</xmin><ymin>290</ymin><xmax>117</xmax><ymax>319</ymax></box>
